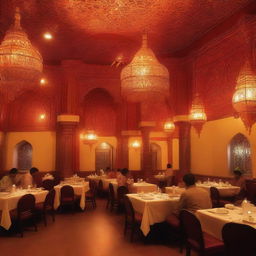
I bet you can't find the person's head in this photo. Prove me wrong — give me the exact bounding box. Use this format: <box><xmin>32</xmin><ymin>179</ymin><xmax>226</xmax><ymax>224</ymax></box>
<box><xmin>121</xmin><ymin>168</ymin><xmax>129</xmax><ymax>176</ymax></box>
<box><xmin>105</xmin><ymin>167</ymin><xmax>111</xmax><ymax>173</ymax></box>
<box><xmin>183</xmin><ymin>173</ymin><xmax>196</xmax><ymax>187</ymax></box>
<box><xmin>30</xmin><ymin>167</ymin><xmax>39</xmax><ymax>175</ymax></box>
<box><xmin>167</xmin><ymin>163</ymin><xmax>172</xmax><ymax>168</ymax></box>
<box><xmin>9</xmin><ymin>168</ymin><xmax>18</xmax><ymax>177</ymax></box>
<box><xmin>233</xmin><ymin>169</ymin><xmax>243</xmax><ymax>178</ymax></box>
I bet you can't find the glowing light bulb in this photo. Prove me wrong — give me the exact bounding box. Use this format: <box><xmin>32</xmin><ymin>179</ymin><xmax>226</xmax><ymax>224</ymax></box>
<box><xmin>43</xmin><ymin>32</ymin><xmax>53</xmax><ymax>40</ymax></box>
<box><xmin>40</xmin><ymin>78</ymin><xmax>47</xmax><ymax>85</ymax></box>
<box><xmin>39</xmin><ymin>114</ymin><xmax>46</xmax><ymax>120</ymax></box>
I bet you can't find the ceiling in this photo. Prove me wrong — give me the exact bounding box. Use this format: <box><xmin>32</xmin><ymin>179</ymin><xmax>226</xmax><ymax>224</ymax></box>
<box><xmin>0</xmin><ymin>0</ymin><xmax>254</xmax><ymax>65</ymax></box>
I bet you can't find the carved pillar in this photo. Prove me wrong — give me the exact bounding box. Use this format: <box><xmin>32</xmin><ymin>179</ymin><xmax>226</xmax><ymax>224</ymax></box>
<box><xmin>56</xmin><ymin>115</ymin><xmax>80</xmax><ymax>178</ymax></box>
<box><xmin>120</xmin><ymin>134</ymin><xmax>129</xmax><ymax>169</ymax></box>
<box><xmin>167</xmin><ymin>135</ymin><xmax>173</xmax><ymax>164</ymax></box>
<box><xmin>140</xmin><ymin>122</ymin><xmax>155</xmax><ymax>178</ymax></box>
<box><xmin>174</xmin><ymin>117</ymin><xmax>191</xmax><ymax>177</ymax></box>
<box><xmin>0</xmin><ymin>132</ymin><xmax>7</xmax><ymax>170</ymax></box>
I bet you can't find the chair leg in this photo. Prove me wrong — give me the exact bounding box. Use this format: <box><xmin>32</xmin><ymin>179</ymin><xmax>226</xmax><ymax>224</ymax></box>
<box><xmin>52</xmin><ymin>209</ymin><xmax>55</xmax><ymax>222</ymax></box>
<box><xmin>124</xmin><ymin>220</ymin><xmax>127</xmax><ymax>235</ymax></box>
<box><xmin>130</xmin><ymin>225</ymin><xmax>135</xmax><ymax>242</ymax></box>
<box><xmin>43</xmin><ymin>212</ymin><xmax>47</xmax><ymax>226</ymax></box>
<box><xmin>186</xmin><ymin>245</ymin><xmax>191</xmax><ymax>256</ymax></box>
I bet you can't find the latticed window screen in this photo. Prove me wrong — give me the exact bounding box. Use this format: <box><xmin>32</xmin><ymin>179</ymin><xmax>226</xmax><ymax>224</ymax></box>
<box><xmin>229</xmin><ymin>133</ymin><xmax>252</xmax><ymax>175</ymax></box>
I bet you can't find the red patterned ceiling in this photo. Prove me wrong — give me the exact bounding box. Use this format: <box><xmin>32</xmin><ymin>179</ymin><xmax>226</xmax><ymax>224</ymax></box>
<box><xmin>0</xmin><ymin>0</ymin><xmax>253</xmax><ymax>64</ymax></box>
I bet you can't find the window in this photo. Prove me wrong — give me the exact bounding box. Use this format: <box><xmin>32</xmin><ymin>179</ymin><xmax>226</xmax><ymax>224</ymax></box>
<box><xmin>228</xmin><ymin>133</ymin><xmax>252</xmax><ymax>175</ymax></box>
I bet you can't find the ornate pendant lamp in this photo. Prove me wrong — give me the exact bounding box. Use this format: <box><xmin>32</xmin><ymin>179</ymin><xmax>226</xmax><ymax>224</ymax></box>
<box><xmin>164</xmin><ymin>119</ymin><xmax>175</xmax><ymax>134</ymax></box>
<box><xmin>0</xmin><ymin>8</ymin><xmax>43</xmax><ymax>98</ymax></box>
<box><xmin>189</xmin><ymin>93</ymin><xmax>207</xmax><ymax>136</ymax></box>
<box><xmin>232</xmin><ymin>61</ymin><xmax>256</xmax><ymax>133</ymax></box>
<box><xmin>121</xmin><ymin>34</ymin><xmax>169</xmax><ymax>102</ymax></box>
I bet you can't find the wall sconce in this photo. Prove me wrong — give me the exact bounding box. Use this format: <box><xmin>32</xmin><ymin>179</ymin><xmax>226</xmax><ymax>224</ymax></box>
<box><xmin>131</xmin><ymin>140</ymin><xmax>141</xmax><ymax>150</ymax></box>
<box><xmin>39</xmin><ymin>113</ymin><xmax>46</xmax><ymax>120</ymax></box>
<box><xmin>80</xmin><ymin>130</ymin><xmax>98</xmax><ymax>150</ymax></box>
<box><xmin>164</xmin><ymin>120</ymin><xmax>175</xmax><ymax>134</ymax></box>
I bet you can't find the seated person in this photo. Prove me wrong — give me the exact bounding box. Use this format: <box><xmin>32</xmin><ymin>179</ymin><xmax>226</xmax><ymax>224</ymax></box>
<box><xmin>117</xmin><ymin>168</ymin><xmax>129</xmax><ymax>187</ymax></box>
<box><xmin>231</xmin><ymin>169</ymin><xmax>246</xmax><ymax>190</ymax></box>
<box><xmin>166</xmin><ymin>173</ymin><xmax>212</xmax><ymax>227</ymax></box>
<box><xmin>106</xmin><ymin>166</ymin><xmax>116</xmax><ymax>178</ymax></box>
<box><xmin>165</xmin><ymin>163</ymin><xmax>174</xmax><ymax>186</ymax></box>
<box><xmin>21</xmin><ymin>167</ymin><xmax>41</xmax><ymax>188</ymax></box>
<box><xmin>0</xmin><ymin>168</ymin><xmax>19</xmax><ymax>191</ymax></box>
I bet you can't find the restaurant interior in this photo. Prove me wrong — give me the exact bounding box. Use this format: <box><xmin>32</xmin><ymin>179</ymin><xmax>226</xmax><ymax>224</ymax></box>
<box><xmin>0</xmin><ymin>0</ymin><xmax>256</xmax><ymax>255</ymax></box>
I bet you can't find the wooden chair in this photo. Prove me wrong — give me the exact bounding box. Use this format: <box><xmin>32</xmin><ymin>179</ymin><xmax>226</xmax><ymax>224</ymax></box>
<box><xmin>222</xmin><ymin>222</ymin><xmax>256</xmax><ymax>256</ymax></box>
<box><xmin>12</xmin><ymin>194</ymin><xmax>37</xmax><ymax>237</ymax></box>
<box><xmin>123</xmin><ymin>196</ymin><xmax>142</xmax><ymax>242</ymax></box>
<box><xmin>60</xmin><ymin>185</ymin><xmax>75</xmax><ymax>212</ymax></box>
<box><xmin>210</xmin><ymin>187</ymin><xmax>230</xmax><ymax>208</ymax></box>
<box><xmin>35</xmin><ymin>189</ymin><xmax>56</xmax><ymax>226</ymax></box>
<box><xmin>108</xmin><ymin>183</ymin><xmax>117</xmax><ymax>212</ymax></box>
<box><xmin>42</xmin><ymin>179</ymin><xmax>54</xmax><ymax>191</ymax></box>
<box><xmin>180</xmin><ymin>210</ymin><xmax>224</xmax><ymax>256</ymax></box>
<box><xmin>117</xmin><ymin>186</ymin><xmax>129</xmax><ymax>212</ymax></box>
<box><xmin>86</xmin><ymin>180</ymin><xmax>97</xmax><ymax>209</ymax></box>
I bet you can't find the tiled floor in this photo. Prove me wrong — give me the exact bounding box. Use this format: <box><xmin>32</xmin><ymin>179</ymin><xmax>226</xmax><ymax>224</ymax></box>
<box><xmin>0</xmin><ymin>199</ymin><xmax>183</xmax><ymax>256</ymax></box>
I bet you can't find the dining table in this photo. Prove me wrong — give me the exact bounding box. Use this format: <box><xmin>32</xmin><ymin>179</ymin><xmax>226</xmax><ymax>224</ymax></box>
<box><xmin>127</xmin><ymin>193</ymin><xmax>180</xmax><ymax>236</ymax></box>
<box><xmin>54</xmin><ymin>181</ymin><xmax>89</xmax><ymax>210</ymax></box>
<box><xmin>197</xmin><ymin>206</ymin><xmax>256</xmax><ymax>240</ymax></box>
<box><xmin>0</xmin><ymin>189</ymin><xmax>48</xmax><ymax>230</ymax></box>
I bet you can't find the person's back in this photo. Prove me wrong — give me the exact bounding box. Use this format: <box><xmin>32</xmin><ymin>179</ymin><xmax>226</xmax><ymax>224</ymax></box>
<box><xmin>117</xmin><ymin>168</ymin><xmax>129</xmax><ymax>187</ymax></box>
<box><xmin>178</xmin><ymin>186</ymin><xmax>212</xmax><ymax>213</ymax></box>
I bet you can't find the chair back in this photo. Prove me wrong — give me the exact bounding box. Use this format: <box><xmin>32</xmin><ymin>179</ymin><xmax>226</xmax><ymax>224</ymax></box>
<box><xmin>60</xmin><ymin>185</ymin><xmax>74</xmax><ymax>201</ymax></box>
<box><xmin>109</xmin><ymin>183</ymin><xmax>115</xmax><ymax>200</ymax></box>
<box><xmin>89</xmin><ymin>180</ymin><xmax>97</xmax><ymax>196</ymax></box>
<box><xmin>222</xmin><ymin>222</ymin><xmax>256</xmax><ymax>256</ymax></box>
<box><xmin>98</xmin><ymin>180</ymin><xmax>103</xmax><ymax>191</ymax></box>
<box><xmin>124</xmin><ymin>196</ymin><xmax>135</xmax><ymax>222</ymax></box>
<box><xmin>44</xmin><ymin>189</ymin><xmax>56</xmax><ymax>209</ymax></box>
<box><xmin>210</xmin><ymin>186</ymin><xmax>220</xmax><ymax>208</ymax></box>
<box><xmin>42</xmin><ymin>179</ymin><xmax>54</xmax><ymax>191</ymax></box>
<box><xmin>180</xmin><ymin>210</ymin><xmax>204</xmax><ymax>253</ymax></box>
<box><xmin>17</xmin><ymin>194</ymin><xmax>36</xmax><ymax>219</ymax></box>
<box><xmin>117</xmin><ymin>186</ymin><xmax>129</xmax><ymax>202</ymax></box>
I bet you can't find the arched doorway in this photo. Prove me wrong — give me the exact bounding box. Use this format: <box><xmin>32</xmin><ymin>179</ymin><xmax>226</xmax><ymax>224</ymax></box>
<box><xmin>228</xmin><ymin>133</ymin><xmax>252</xmax><ymax>175</ymax></box>
<box><xmin>14</xmin><ymin>141</ymin><xmax>33</xmax><ymax>170</ymax></box>
<box><xmin>95</xmin><ymin>142</ymin><xmax>113</xmax><ymax>171</ymax></box>
<box><xmin>150</xmin><ymin>143</ymin><xmax>162</xmax><ymax>171</ymax></box>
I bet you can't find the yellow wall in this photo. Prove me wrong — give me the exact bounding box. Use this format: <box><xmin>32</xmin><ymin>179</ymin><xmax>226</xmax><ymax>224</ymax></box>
<box><xmin>79</xmin><ymin>136</ymin><xmax>117</xmax><ymax>171</ymax></box>
<box><xmin>128</xmin><ymin>137</ymin><xmax>141</xmax><ymax>170</ymax></box>
<box><xmin>5</xmin><ymin>132</ymin><xmax>56</xmax><ymax>172</ymax></box>
<box><xmin>191</xmin><ymin>117</ymin><xmax>256</xmax><ymax>178</ymax></box>
<box><xmin>172</xmin><ymin>138</ymin><xmax>179</xmax><ymax>170</ymax></box>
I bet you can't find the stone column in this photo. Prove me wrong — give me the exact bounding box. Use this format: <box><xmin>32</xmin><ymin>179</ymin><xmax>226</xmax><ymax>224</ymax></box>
<box><xmin>56</xmin><ymin>115</ymin><xmax>80</xmax><ymax>178</ymax></box>
<box><xmin>140</xmin><ymin>122</ymin><xmax>155</xmax><ymax>178</ymax></box>
<box><xmin>166</xmin><ymin>135</ymin><xmax>173</xmax><ymax>164</ymax></box>
<box><xmin>174</xmin><ymin>115</ymin><xmax>191</xmax><ymax>177</ymax></box>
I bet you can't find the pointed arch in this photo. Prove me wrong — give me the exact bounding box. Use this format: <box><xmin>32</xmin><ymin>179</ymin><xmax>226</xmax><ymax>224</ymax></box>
<box><xmin>228</xmin><ymin>133</ymin><xmax>252</xmax><ymax>175</ymax></box>
<box><xmin>14</xmin><ymin>140</ymin><xmax>33</xmax><ymax>170</ymax></box>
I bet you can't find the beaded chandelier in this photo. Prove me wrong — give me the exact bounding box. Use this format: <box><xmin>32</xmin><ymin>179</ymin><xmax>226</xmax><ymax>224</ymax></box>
<box><xmin>0</xmin><ymin>8</ymin><xmax>43</xmax><ymax>98</ymax></box>
<box><xmin>189</xmin><ymin>93</ymin><xmax>207</xmax><ymax>136</ymax></box>
<box><xmin>121</xmin><ymin>34</ymin><xmax>169</xmax><ymax>102</ymax></box>
<box><xmin>232</xmin><ymin>61</ymin><xmax>256</xmax><ymax>133</ymax></box>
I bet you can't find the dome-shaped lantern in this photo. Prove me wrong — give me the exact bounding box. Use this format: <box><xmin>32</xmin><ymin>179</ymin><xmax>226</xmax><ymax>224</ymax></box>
<box><xmin>0</xmin><ymin>8</ymin><xmax>43</xmax><ymax>98</ymax></box>
<box><xmin>232</xmin><ymin>61</ymin><xmax>256</xmax><ymax>133</ymax></box>
<box><xmin>189</xmin><ymin>93</ymin><xmax>207</xmax><ymax>137</ymax></box>
<box><xmin>121</xmin><ymin>34</ymin><xmax>169</xmax><ymax>102</ymax></box>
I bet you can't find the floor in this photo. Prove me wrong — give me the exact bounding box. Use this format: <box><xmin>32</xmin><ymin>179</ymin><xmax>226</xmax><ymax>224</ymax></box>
<box><xmin>0</xmin><ymin>199</ymin><xmax>184</xmax><ymax>256</ymax></box>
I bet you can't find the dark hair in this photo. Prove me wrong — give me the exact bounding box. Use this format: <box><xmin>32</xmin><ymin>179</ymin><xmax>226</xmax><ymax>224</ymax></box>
<box><xmin>30</xmin><ymin>167</ymin><xmax>39</xmax><ymax>175</ymax></box>
<box><xmin>183</xmin><ymin>173</ymin><xmax>195</xmax><ymax>186</ymax></box>
<box><xmin>167</xmin><ymin>163</ymin><xmax>172</xmax><ymax>168</ymax></box>
<box><xmin>233</xmin><ymin>170</ymin><xmax>243</xmax><ymax>176</ymax></box>
<box><xmin>121</xmin><ymin>168</ymin><xmax>129</xmax><ymax>176</ymax></box>
<box><xmin>105</xmin><ymin>167</ymin><xmax>111</xmax><ymax>172</ymax></box>
<box><xmin>9</xmin><ymin>168</ymin><xmax>18</xmax><ymax>175</ymax></box>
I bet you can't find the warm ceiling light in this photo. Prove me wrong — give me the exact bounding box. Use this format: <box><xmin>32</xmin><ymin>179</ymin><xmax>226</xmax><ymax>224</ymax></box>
<box><xmin>39</xmin><ymin>113</ymin><xmax>46</xmax><ymax>120</ymax></box>
<box><xmin>131</xmin><ymin>140</ymin><xmax>141</xmax><ymax>149</ymax></box>
<box><xmin>43</xmin><ymin>32</ymin><xmax>53</xmax><ymax>40</ymax></box>
<box><xmin>232</xmin><ymin>61</ymin><xmax>256</xmax><ymax>133</ymax></box>
<box><xmin>189</xmin><ymin>93</ymin><xmax>207</xmax><ymax>137</ymax></box>
<box><xmin>121</xmin><ymin>34</ymin><xmax>169</xmax><ymax>102</ymax></box>
<box><xmin>164</xmin><ymin>120</ymin><xmax>175</xmax><ymax>134</ymax></box>
<box><xmin>40</xmin><ymin>78</ymin><xmax>47</xmax><ymax>85</ymax></box>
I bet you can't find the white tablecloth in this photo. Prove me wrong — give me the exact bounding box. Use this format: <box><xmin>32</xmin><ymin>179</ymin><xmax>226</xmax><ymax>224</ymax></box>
<box><xmin>54</xmin><ymin>182</ymin><xmax>89</xmax><ymax>210</ymax></box>
<box><xmin>127</xmin><ymin>193</ymin><xmax>179</xmax><ymax>236</ymax></box>
<box><xmin>102</xmin><ymin>178</ymin><xmax>116</xmax><ymax>190</ymax></box>
<box><xmin>196</xmin><ymin>184</ymin><xmax>240</xmax><ymax>197</ymax></box>
<box><xmin>165</xmin><ymin>186</ymin><xmax>185</xmax><ymax>195</ymax></box>
<box><xmin>0</xmin><ymin>190</ymin><xmax>48</xmax><ymax>230</ymax></box>
<box><xmin>197</xmin><ymin>207</ymin><xmax>256</xmax><ymax>240</ymax></box>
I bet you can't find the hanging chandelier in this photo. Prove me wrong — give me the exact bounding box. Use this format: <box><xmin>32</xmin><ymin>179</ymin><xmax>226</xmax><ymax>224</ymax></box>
<box><xmin>232</xmin><ymin>61</ymin><xmax>256</xmax><ymax>133</ymax></box>
<box><xmin>164</xmin><ymin>119</ymin><xmax>175</xmax><ymax>134</ymax></box>
<box><xmin>0</xmin><ymin>8</ymin><xmax>43</xmax><ymax>97</ymax></box>
<box><xmin>189</xmin><ymin>93</ymin><xmax>207</xmax><ymax>136</ymax></box>
<box><xmin>121</xmin><ymin>34</ymin><xmax>169</xmax><ymax>102</ymax></box>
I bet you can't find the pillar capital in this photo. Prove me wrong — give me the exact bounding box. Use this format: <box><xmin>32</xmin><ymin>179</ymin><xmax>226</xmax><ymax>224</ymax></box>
<box><xmin>173</xmin><ymin>115</ymin><xmax>189</xmax><ymax>123</ymax></box>
<box><xmin>57</xmin><ymin>114</ymin><xmax>80</xmax><ymax>123</ymax></box>
<box><xmin>139</xmin><ymin>121</ymin><xmax>156</xmax><ymax>128</ymax></box>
